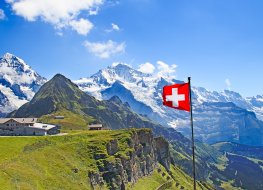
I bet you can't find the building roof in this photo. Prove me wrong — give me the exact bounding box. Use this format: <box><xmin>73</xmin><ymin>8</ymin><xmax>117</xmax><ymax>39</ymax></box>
<box><xmin>0</xmin><ymin>118</ymin><xmax>38</xmax><ymax>124</ymax></box>
<box><xmin>54</xmin><ymin>115</ymin><xmax>64</xmax><ymax>117</ymax></box>
<box><xmin>88</xmin><ymin>124</ymin><xmax>103</xmax><ymax>128</ymax></box>
<box><xmin>30</xmin><ymin>123</ymin><xmax>57</xmax><ymax>131</ymax></box>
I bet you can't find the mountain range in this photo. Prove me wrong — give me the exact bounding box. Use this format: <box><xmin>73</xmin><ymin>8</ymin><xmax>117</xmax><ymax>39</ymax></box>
<box><xmin>1</xmin><ymin>53</ymin><xmax>263</xmax><ymax>146</ymax></box>
<box><xmin>7</xmin><ymin>68</ymin><xmax>263</xmax><ymax>189</ymax></box>
<box><xmin>75</xmin><ymin>63</ymin><xmax>263</xmax><ymax>146</ymax></box>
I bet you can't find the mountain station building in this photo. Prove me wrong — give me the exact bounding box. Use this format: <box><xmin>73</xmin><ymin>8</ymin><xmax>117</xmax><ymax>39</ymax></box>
<box><xmin>0</xmin><ymin>118</ymin><xmax>60</xmax><ymax>136</ymax></box>
<box><xmin>88</xmin><ymin>124</ymin><xmax>103</xmax><ymax>130</ymax></box>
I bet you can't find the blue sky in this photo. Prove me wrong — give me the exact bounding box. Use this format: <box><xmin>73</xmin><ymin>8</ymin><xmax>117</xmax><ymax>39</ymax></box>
<box><xmin>0</xmin><ymin>0</ymin><xmax>263</xmax><ymax>97</ymax></box>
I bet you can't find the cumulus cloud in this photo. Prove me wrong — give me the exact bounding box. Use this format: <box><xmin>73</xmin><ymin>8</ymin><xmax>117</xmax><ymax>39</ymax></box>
<box><xmin>225</xmin><ymin>78</ymin><xmax>231</xmax><ymax>90</ymax></box>
<box><xmin>84</xmin><ymin>40</ymin><xmax>126</xmax><ymax>59</ymax></box>
<box><xmin>137</xmin><ymin>60</ymin><xmax>177</xmax><ymax>78</ymax></box>
<box><xmin>69</xmin><ymin>18</ymin><xmax>93</xmax><ymax>35</ymax></box>
<box><xmin>6</xmin><ymin>0</ymin><xmax>103</xmax><ymax>35</ymax></box>
<box><xmin>138</xmin><ymin>62</ymin><xmax>155</xmax><ymax>74</ymax></box>
<box><xmin>0</xmin><ymin>9</ymin><xmax>5</xmax><ymax>20</ymax></box>
<box><xmin>156</xmin><ymin>60</ymin><xmax>177</xmax><ymax>77</ymax></box>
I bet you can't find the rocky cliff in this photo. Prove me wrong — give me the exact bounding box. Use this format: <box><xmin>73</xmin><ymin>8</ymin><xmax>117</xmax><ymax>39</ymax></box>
<box><xmin>88</xmin><ymin>129</ymin><xmax>171</xmax><ymax>190</ymax></box>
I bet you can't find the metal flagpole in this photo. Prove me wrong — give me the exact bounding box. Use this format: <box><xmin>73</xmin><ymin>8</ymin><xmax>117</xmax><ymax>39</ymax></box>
<box><xmin>188</xmin><ymin>77</ymin><xmax>196</xmax><ymax>190</ymax></box>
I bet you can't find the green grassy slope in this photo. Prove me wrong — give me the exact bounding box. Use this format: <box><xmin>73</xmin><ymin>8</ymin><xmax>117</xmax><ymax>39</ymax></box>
<box><xmin>0</xmin><ymin>130</ymin><xmax>131</xmax><ymax>190</ymax></box>
<box><xmin>38</xmin><ymin>109</ymin><xmax>95</xmax><ymax>130</ymax></box>
<box><xmin>130</xmin><ymin>164</ymin><xmax>214</xmax><ymax>190</ymax></box>
<box><xmin>0</xmin><ymin>129</ymin><xmax>213</xmax><ymax>190</ymax></box>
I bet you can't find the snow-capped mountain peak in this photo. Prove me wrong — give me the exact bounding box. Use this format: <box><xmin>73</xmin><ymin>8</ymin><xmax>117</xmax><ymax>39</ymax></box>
<box><xmin>2</xmin><ymin>52</ymin><xmax>30</xmax><ymax>72</ymax></box>
<box><xmin>75</xmin><ymin>63</ymin><xmax>263</xmax><ymax>146</ymax></box>
<box><xmin>0</xmin><ymin>53</ymin><xmax>45</xmax><ymax>86</ymax></box>
<box><xmin>0</xmin><ymin>53</ymin><xmax>46</xmax><ymax>116</ymax></box>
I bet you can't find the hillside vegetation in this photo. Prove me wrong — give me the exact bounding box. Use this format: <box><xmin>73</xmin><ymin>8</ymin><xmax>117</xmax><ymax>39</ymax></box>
<box><xmin>0</xmin><ymin>129</ymin><xmax>212</xmax><ymax>190</ymax></box>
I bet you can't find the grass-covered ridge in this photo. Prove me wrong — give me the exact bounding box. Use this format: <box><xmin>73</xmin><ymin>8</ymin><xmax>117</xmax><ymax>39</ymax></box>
<box><xmin>0</xmin><ymin>129</ymin><xmax>135</xmax><ymax>190</ymax></box>
<box><xmin>0</xmin><ymin>129</ymin><xmax>214</xmax><ymax>190</ymax></box>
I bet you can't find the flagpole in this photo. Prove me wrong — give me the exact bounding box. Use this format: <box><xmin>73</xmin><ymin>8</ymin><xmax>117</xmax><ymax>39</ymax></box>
<box><xmin>188</xmin><ymin>77</ymin><xmax>196</xmax><ymax>190</ymax></box>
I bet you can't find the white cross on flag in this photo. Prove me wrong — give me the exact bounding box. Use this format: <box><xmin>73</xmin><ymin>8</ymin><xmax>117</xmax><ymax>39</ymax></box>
<box><xmin>162</xmin><ymin>83</ymin><xmax>190</xmax><ymax>111</ymax></box>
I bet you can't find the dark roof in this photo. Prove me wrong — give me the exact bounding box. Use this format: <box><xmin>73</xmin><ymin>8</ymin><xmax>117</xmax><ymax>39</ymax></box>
<box><xmin>0</xmin><ymin>118</ymin><xmax>38</xmax><ymax>124</ymax></box>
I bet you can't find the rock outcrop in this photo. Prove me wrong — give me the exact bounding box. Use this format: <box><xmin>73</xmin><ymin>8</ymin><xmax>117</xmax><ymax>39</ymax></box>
<box><xmin>88</xmin><ymin>129</ymin><xmax>171</xmax><ymax>190</ymax></box>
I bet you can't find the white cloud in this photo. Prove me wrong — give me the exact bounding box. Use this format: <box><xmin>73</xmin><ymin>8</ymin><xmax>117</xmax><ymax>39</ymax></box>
<box><xmin>84</xmin><ymin>40</ymin><xmax>126</xmax><ymax>59</ymax></box>
<box><xmin>111</xmin><ymin>23</ymin><xmax>120</xmax><ymax>31</ymax></box>
<box><xmin>6</xmin><ymin>0</ymin><xmax>103</xmax><ymax>35</ymax></box>
<box><xmin>156</xmin><ymin>60</ymin><xmax>177</xmax><ymax>77</ymax></box>
<box><xmin>89</xmin><ymin>6</ymin><xmax>99</xmax><ymax>15</ymax></box>
<box><xmin>225</xmin><ymin>78</ymin><xmax>231</xmax><ymax>90</ymax></box>
<box><xmin>138</xmin><ymin>62</ymin><xmax>155</xmax><ymax>74</ymax></box>
<box><xmin>106</xmin><ymin>23</ymin><xmax>120</xmax><ymax>32</ymax></box>
<box><xmin>56</xmin><ymin>31</ymin><xmax>64</xmax><ymax>36</ymax></box>
<box><xmin>69</xmin><ymin>18</ymin><xmax>93</xmax><ymax>35</ymax></box>
<box><xmin>0</xmin><ymin>9</ymin><xmax>5</xmax><ymax>20</ymax></box>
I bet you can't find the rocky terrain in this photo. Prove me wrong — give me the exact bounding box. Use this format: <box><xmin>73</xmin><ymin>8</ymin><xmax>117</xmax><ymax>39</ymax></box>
<box><xmin>88</xmin><ymin>129</ymin><xmax>171</xmax><ymax>189</ymax></box>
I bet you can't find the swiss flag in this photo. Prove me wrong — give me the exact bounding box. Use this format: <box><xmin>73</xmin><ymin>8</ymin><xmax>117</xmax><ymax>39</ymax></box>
<box><xmin>162</xmin><ymin>83</ymin><xmax>190</xmax><ymax>111</ymax></box>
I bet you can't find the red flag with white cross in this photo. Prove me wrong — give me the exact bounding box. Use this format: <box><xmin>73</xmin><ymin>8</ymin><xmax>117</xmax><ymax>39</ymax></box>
<box><xmin>163</xmin><ymin>78</ymin><xmax>197</xmax><ymax>189</ymax></box>
<box><xmin>162</xmin><ymin>83</ymin><xmax>190</xmax><ymax>112</ymax></box>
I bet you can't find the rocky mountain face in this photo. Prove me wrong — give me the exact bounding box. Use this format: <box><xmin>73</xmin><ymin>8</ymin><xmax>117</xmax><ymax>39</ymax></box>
<box><xmin>89</xmin><ymin>129</ymin><xmax>171</xmax><ymax>190</ymax></box>
<box><xmin>0</xmin><ymin>53</ymin><xmax>46</xmax><ymax>116</ymax></box>
<box><xmin>75</xmin><ymin>63</ymin><xmax>263</xmax><ymax>146</ymax></box>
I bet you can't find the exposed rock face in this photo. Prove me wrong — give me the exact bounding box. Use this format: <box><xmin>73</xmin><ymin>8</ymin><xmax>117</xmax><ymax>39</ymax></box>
<box><xmin>89</xmin><ymin>129</ymin><xmax>171</xmax><ymax>190</ymax></box>
<box><xmin>106</xmin><ymin>139</ymin><xmax>119</xmax><ymax>155</ymax></box>
<box><xmin>154</xmin><ymin>137</ymin><xmax>171</xmax><ymax>171</ymax></box>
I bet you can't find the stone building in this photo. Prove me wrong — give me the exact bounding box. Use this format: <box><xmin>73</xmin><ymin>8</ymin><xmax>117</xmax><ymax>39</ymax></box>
<box><xmin>0</xmin><ymin>118</ymin><xmax>60</xmax><ymax>136</ymax></box>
